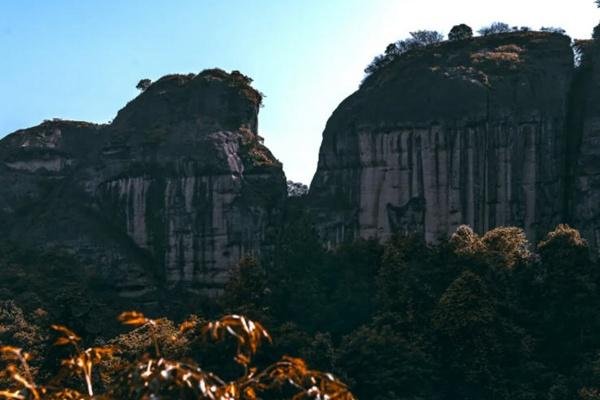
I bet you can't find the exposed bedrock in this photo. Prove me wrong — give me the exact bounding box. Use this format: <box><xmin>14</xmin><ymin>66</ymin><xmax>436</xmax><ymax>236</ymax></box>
<box><xmin>0</xmin><ymin>70</ymin><xmax>286</xmax><ymax>296</ymax></box>
<box><xmin>309</xmin><ymin>32</ymin><xmax>575</xmax><ymax>245</ymax></box>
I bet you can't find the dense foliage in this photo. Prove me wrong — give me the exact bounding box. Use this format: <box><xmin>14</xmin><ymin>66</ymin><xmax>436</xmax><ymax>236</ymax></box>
<box><xmin>3</xmin><ymin>218</ymin><xmax>600</xmax><ymax>398</ymax></box>
<box><xmin>220</xmin><ymin>221</ymin><xmax>600</xmax><ymax>400</ymax></box>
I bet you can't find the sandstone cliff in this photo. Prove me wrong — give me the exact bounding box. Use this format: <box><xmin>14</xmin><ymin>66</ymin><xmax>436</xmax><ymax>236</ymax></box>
<box><xmin>309</xmin><ymin>32</ymin><xmax>575</xmax><ymax>245</ymax></box>
<box><xmin>0</xmin><ymin>69</ymin><xmax>286</xmax><ymax>297</ymax></box>
<box><xmin>571</xmin><ymin>41</ymin><xmax>600</xmax><ymax>252</ymax></box>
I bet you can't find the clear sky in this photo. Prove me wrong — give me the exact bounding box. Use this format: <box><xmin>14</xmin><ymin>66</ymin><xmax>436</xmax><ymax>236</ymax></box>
<box><xmin>1</xmin><ymin>1</ymin><xmax>599</xmax><ymax>183</ymax></box>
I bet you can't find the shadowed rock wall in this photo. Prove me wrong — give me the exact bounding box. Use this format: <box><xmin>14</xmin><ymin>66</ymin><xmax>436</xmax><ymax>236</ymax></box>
<box><xmin>0</xmin><ymin>70</ymin><xmax>286</xmax><ymax>297</ymax></box>
<box><xmin>309</xmin><ymin>32</ymin><xmax>574</xmax><ymax>245</ymax></box>
<box><xmin>571</xmin><ymin>41</ymin><xmax>600</xmax><ymax>254</ymax></box>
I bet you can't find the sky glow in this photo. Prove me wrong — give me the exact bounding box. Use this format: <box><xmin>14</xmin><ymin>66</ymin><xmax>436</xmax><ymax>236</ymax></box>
<box><xmin>1</xmin><ymin>0</ymin><xmax>598</xmax><ymax>183</ymax></box>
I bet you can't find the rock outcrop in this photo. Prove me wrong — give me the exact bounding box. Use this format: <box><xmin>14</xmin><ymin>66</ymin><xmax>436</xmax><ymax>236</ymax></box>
<box><xmin>0</xmin><ymin>69</ymin><xmax>286</xmax><ymax>297</ymax></box>
<box><xmin>3</xmin><ymin>32</ymin><xmax>600</xmax><ymax>291</ymax></box>
<box><xmin>309</xmin><ymin>32</ymin><xmax>575</xmax><ymax>245</ymax></box>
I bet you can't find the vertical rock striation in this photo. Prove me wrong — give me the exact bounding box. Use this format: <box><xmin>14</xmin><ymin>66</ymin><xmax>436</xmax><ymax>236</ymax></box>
<box><xmin>571</xmin><ymin>41</ymin><xmax>600</xmax><ymax>254</ymax></box>
<box><xmin>0</xmin><ymin>70</ymin><xmax>286</xmax><ymax>297</ymax></box>
<box><xmin>309</xmin><ymin>32</ymin><xmax>574</xmax><ymax>245</ymax></box>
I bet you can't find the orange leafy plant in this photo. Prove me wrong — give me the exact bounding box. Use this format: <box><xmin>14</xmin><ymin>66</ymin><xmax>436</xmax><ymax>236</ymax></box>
<box><xmin>201</xmin><ymin>314</ymin><xmax>271</xmax><ymax>368</ymax></box>
<box><xmin>0</xmin><ymin>346</ymin><xmax>40</xmax><ymax>400</ymax></box>
<box><xmin>0</xmin><ymin>312</ymin><xmax>355</xmax><ymax>399</ymax></box>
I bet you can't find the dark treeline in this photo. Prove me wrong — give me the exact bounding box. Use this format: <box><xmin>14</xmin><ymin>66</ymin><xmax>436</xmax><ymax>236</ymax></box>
<box><xmin>220</xmin><ymin>199</ymin><xmax>600</xmax><ymax>399</ymax></box>
<box><xmin>3</xmin><ymin>201</ymin><xmax>600</xmax><ymax>398</ymax></box>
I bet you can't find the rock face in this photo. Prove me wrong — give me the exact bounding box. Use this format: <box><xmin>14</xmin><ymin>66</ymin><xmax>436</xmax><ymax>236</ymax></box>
<box><xmin>309</xmin><ymin>32</ymin><xmax>574</xmax><ymax>245</ymax></box>
<box><xmin>0</xmin><ymin>70</ymin><xmax>286</xmax><ymax>297</ymax></box>
<box><xmin>571</xmin><ymin>42</ymin><xmax>600</xmax><ymax>254</ymax></box>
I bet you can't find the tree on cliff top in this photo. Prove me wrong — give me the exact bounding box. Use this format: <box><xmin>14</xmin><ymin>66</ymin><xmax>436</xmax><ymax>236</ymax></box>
<box><xmin>287</xmin><ymin>180</ymin><xmax>309</xmax><ymax>197</ymax></box>
<box><xmin>449</xmin><ymin>24</ymin><xmax>473</xmax><ymax>41</ymax></box>
<box><xmin>540</xmin><ymin>26</ymin><xmax>566</xmax><ymax>34</ymax></box>
<box><xmin>136</xmin><ymin>78</ymin><xmax>152</xmax><ymax>91</ymax></box>
<box><xmin>478</xmin><ymin>22</ymin><xmax>512</xmax><ymax>36</ymax></box>
<box><xmin>408</xmin><ymin>30</ymin><xmax>445</xmax><ymax>46</ymax></box>
<box><xmin>592</xmin><ymin>0</ymin><xmax>600</xmax><ymax>38</ymax></box>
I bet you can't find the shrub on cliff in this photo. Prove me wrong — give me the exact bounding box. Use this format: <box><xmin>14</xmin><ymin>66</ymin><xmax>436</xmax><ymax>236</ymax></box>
<box><xmin>478</xmin><ymin>22</ymin><xmax>512</xmax><ymax>36</ymax></box>
<box><xmin>449</xmin><ymin>24</ymin><xmax>473</xmax><ymax>41</ymax></box>
<box><xmin>408</xmin><ymin>30</ymin><xmax>445</xmax><ymax>46</ymax></box>
<box><xmin>364</xmin><ymin>30</ymin><xmax>444</xmax><ymax>75</ymax></box>
<box><xmin>540</xmin><ymin>26</ymin><xmax>566</xmax><ymax>34</ymax></box>
<box><xmin>286</xmin><ymin>180</ymin><xmax>309</xmax><ymax>197</ymax></box>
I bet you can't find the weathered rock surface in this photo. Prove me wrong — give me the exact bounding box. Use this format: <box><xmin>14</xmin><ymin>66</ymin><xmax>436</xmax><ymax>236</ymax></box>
<box><xmin>0</xmin><ymin>70</ymin><xmax>286</xmax><ymax>297</ymax></box>
<box><xmin>309</xmin><ymin>32</ymin><xmax>574</xmax><ymax>245</ymax></box>
<box><xmin>571</xmin><ymin>41</ymin><xmax>600</xmax><ymax>254</ymax></box>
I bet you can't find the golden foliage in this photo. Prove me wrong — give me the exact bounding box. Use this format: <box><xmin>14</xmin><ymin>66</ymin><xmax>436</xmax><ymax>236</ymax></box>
<box><xmin>0</xmin><ymin>346</ymin><xmax>40</xmax><ymax>399</ymax></box>
<box><xmin>450</xmin><ymin>225</ymin><xmax>486</xmax><ymax>257</ymax></box>
<box><xmin>450</xmin><ymin>225</ymin><xmax>531</xmax><ymax>268</ymax></box>
<box><xmin>61</xmin><ymin>347</ymin><xmax>114</xmax><ymax>396</ymax></box>
<box><xmin>481</xmin><ymin>227</ymin><xmax>531</xmax><ymax>268</ymax></box>
<box><xmin>0</xmin><ymin>312</ymin><xmax>355</xmax><ymax>400</ymax></box>
<box><xmin>117</xmin><ymin>312</ymin><xmax>154</xmax><ymax>328</ymax></box>
<box><xmin>238</xmin><ymin>128</ymin><xmax>276</xmax><ymax>167</ymax></box>
<box><xmin>538</xmin><ymin>223</ymin><xmax>587</xmax><ymax>251</ymax></box>
<box><xmin>471</xmin><ymin>45</ymin><xmax>524</xmax><ymax>68</ymax></box>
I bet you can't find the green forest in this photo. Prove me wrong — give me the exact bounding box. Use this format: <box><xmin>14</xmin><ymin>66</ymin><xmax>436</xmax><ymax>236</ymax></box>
<box><xmin>219</xmin><ymin>207</ymin><xmax>600</xmax><ymax>399</ymax></box>
<box><xmin>2</xmin><ymin>197</ymin><xmax>600</xmax><ymax>399</ymax></box>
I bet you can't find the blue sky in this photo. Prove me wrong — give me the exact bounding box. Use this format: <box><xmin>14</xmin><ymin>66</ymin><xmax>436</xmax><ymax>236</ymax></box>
<box><xmin>1</xmin><ymin>1</ymin><xmax>599</xmax><ymax>183</ymax></box>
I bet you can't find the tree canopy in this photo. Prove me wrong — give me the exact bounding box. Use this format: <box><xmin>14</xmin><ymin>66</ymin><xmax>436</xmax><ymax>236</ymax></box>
<box><xmin>448</xmin><ymin>24</ymin><xmax>473</xmax><ymax>41</ymax></box>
